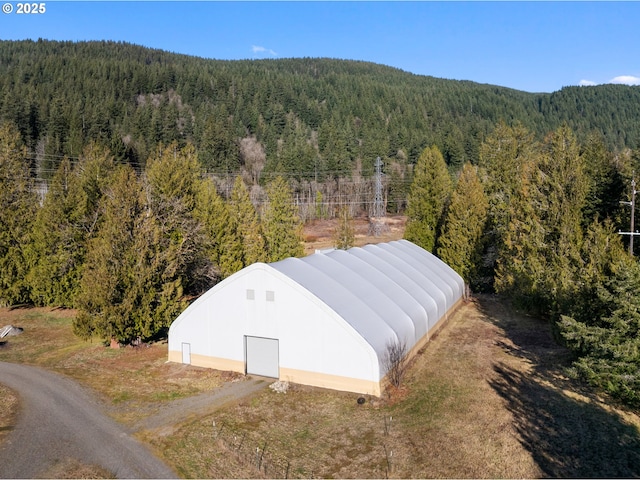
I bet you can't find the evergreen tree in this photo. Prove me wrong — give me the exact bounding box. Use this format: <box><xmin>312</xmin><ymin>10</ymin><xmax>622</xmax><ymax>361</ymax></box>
<box><xmin>73</xmin><ymin>142</ymin><xmax>119</xmax><ymax>234</ymax></box>
<box><xmin>333</xmin><ymin>205</ymin><xmax>355</xmax><ymax>250</ymax></box>
<box><xmin>198</xmin><ymin>107</ymin><xmax>240</xmax><ymax>173</ymax></box>
<box><xmin>194</xmin><ymin>178</ymin><xmax>243</xmax><ymax>279</ymax></box>
<box><xmin>581</xmin><ymin>132</ymin><xmax>624</xmax><ymax>225</ymax></box>
<box><xmin>559</xmin><ymin>257</ymin><xmax>640</xmax><ymax>407</ymax></box>
<box><xmin>387</xmin><ymin>161</ymin><xmax>410</xmax><ymax>214</ymax></box>
<box><xmin>145</xmin><ymin>142</ymin><xmax>201</xmax><ymax>211</ymax></box>
<box><xmin>27</xmin><ymin>143</ymin><xmax>117</xmax><ymax>307</ymax></box>
<box><xmin>437</xmin><ymin>163</ymin><xmax>488</xmax><ymax>287</ymax></box>
<box><xmin>493</xmin><ymin>159</ymin><xmax>547</xmax><ymax>310</ymax></box>
<box><xmin>442</xmin><ymin>126</ymin><xmax>466</xmax><ymax>168</ymax></box>
<box><xmin>74</xmin><ymin>165</ymin><xmax>146</xmax><ymax>341</ymax></box>
<box><xmin>74</xmin><ymin>165</ymin><xmax>186</xmax><ymax>343</ymax></box>
<box><xmin>567</xmin><ymin>219</ymin><xmax>627</xmax><ymax>325</ymax></box>
<box><xmin>229</xmin><ymin>175</ymin><xmax>266</xmax><ymax>265</ymax></box>
<box><xmin>494</xmin><ymin>125</ymin><xmax>590</xmax><ymax>315</ymax></box>
<box><xmin>263</xmin><ymin>176</ymin><xmax>304</xmax><ymax>261</ymax></box>
<box><xmin>404</xmin><ymin>145</ymin><xmax>452</xmax><ymax>252</ymax></box>
<box><xmin>477</xmin><ymin>122</ymin><xmax>538</xmax><ymax>291</ymax></box>
<box><xmin>0</xmin><ymin>123</ymin><xmax>37</xmax><ymax>305</ymax></box>
<box><xmin>144</xmin><ymin>142</ymin><xmax>211</xmax><ymax>295</ymax></box>
<box><xmin>271</xmin><ymin>116</ymin><xmax>317</xmax><ymax>181</ymax></box>
<box><xmin>478</xmin><ymin>122</ymin><xmax>535</xmax><ymax>203</ymax></box>
<box><xmin>538</xmin><ymin>126</ymin><xmax>589</xmax><ymax>316</ymax></box>
<box><xmin>28</xmin><ymin>158</ymin><xmax>85</xmax><ymax>306</ymax></box>
<box><xmin>318</xmin><ymin>118</ymin><xmax>351</xmax><ymax>179</ymax></box>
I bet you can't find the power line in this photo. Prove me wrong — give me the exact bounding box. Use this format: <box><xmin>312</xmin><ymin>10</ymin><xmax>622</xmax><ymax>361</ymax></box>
<box><xmin>619</xmin><ymin>176</ymin><xmax>638</xmax><ymax>255</ymax></box>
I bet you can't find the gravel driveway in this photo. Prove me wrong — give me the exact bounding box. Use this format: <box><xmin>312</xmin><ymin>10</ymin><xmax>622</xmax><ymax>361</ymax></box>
<box><xmin>132</xmin><ymin>376</ymin><xmax>269</xmax><ymax>433</ymax></box>
<box><xmin>0</xmin><ymin>362</ymin><xmax>178</xmax><ymax>479</ymax></box>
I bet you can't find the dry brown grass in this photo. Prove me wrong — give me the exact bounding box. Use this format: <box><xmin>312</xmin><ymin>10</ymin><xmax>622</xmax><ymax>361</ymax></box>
<box><xmin>146</xmin><ymin>296</ymin><xmax>640</xmax><ymax>478</ymax></box>
<box><xmin>0</xmin><ymin>383</ymin><xmax>18</xmax><ymax>445</ymax></box>
<box><xmin>34</xmin><ymin>458</ymin><xmax>115</xmax><ymax>479</ymax></box>
<box><xmin>303</xmin><ymin>215</ymin><xmax>406</xmax><ymax>254</ymax></box>
<box><xmin>142</xmin><ymin>299</ymin><xmax>534</xmax><ymax>478</ymax></box>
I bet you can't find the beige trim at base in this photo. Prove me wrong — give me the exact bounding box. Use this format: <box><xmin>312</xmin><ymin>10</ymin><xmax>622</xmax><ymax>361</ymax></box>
<box><xmin>168</xmin><ymin>350</ymin><xmax>381</xmax><ymax>396</ymax></box>
<box><xmin>168</xmin><ymin>350</ymin><xmax>245</xmax><ymax>373</ymax></box>
<box><xmin>168</xmin><ymin>350</ymin><xmax>380</xmax><ymax>397</ymax></box>
<box><xmin>168</xmin><ymin>350</ymin><xmax>181</xmax><ymax>363</ymax></box>
<box><xmin>279</xmin><ymin>367</ymin><xmax>381</xmax><ymax>397</ymax></box>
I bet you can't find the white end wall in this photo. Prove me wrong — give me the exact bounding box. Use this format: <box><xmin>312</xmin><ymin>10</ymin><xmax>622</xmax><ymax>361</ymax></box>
<box><xmin>168</xmin><ymin>263</ymin><xmax>381</xmax><ymax>394</ymax></box>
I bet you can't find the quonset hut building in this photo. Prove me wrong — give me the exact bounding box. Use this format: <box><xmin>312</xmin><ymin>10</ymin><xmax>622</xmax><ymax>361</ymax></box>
<box><xmin>168</xmin><ymin>240</ymin><xmax>465</xmax><ymax>396</ymax></box>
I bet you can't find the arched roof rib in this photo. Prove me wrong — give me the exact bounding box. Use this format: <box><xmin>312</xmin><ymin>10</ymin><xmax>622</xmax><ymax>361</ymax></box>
<box><xmin>304</xmin><ymin>252</ymin><xmax>417</xmax><ymax>346</ymax></box>
<box><xmin>380</xmin><ymin>246</ymin><xmax>457</xmax><ymax>310</ymax></box>
<box><xmin>361</xmin><ymin>244</ymin><xmax>449</xmax><ymax>321</ymax></box>
<box><xmin>394</xmin><ymin>240</ymin><xmax>465</xmax><ymax>301</ymax></box>
<box><xmin>326</xmin><ymin>249</ymin><xmax>429</xmax><ymax>341</ymax></box>
<box><xmin>376</xmin><ymin>242</ymin><xmax>456</xmax><ymax>306</ymax></box>
<box><xmin>270</xmin><ymin>258</ymin><xmax>396</xmax><ymax>357</ymax></box>
<box><xmin>346</xmin><ymin>247</ymin><xmax>440</xmax><ymax>328</ymax></box>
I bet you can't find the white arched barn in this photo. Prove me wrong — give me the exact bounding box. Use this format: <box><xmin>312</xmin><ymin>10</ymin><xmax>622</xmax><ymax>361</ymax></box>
<box><xmin>168</xmin><ymin>240</ymin><xmax>465</xmax><ymax>396</ymax></box>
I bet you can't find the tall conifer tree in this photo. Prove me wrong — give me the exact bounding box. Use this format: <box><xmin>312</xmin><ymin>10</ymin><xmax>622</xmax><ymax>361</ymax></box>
<box><xmin>478</xmin><ymin>122</ymin><xmax>538</xmax><ymax>290</ymax></box>
<box><xmin>0</xmin><ymin>123</ymin><xmax>37</xmax><ymax>305</ymax></box>
<box><xmin>74</xmin><ymin>165</ymin><xmax>148</xmax><ymax>341</ymax></box>
<box><xmin>263</xmin><ymin>176</ymin><xmax>304</xmax><ymax>261</ymax></box>
<box><xmin>493</xmin><ymin>159</ymin><xmax>547</xmax><ymax>310</ymax></box>
<box><xmin>437</xmin><ymin>163</ymin><xmax>488</xmax><ymax>287</ymax></box>
<box><xmin>229</xmin><ymin>175</ymin><xmax>266</xmax><ymax>265</ymax></box>
<box><xmin>568</xmin><ymin>219</ymin><xmax>627</xmax><ymax>324</ymax></box>
<box><xmin>581</xmin><ymin>133</ymin><xmax>624</xmax><ymax>225</ymax></box>
<box><xmin>194</xmin><ymin>178</ymin><xmax>244</xmax><ymax>279</ymax></box>
<box><xmin>144</xmin><ymin>143</ymin><xmax>209</xmax><ymax>294</ymax></box>
<box><xmin>74</xmin><ymin>165</ymin><xmax>187</xmax><ymax>343</ymax></box>
<box><xmin>404</xmin><ymin>145</ymin><xmax>452</xmax><ymax>252</ymax></box>
<box><xmin>28</xmin><ymin>158</ymin><xmax>85</xmax><ymax>306</ymax></box>
<box><xmin>28</xmin><ymin>143</ymin><xmax>117</xmax><ymax>307</ymax></box>
<box><xmin>539</xmin><ymin>126</ymin><xmax>589</xmax><ymax>315</ymax></box>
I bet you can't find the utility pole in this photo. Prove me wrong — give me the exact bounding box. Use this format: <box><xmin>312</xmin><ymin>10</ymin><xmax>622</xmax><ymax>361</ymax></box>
<box><xmin>619</xmin><ymin>176</ymin><xmax>638</xmax><ymax>255</ymax></box>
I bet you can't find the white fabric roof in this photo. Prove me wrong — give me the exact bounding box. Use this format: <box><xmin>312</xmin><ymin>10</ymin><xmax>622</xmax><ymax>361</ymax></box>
<box><xmin>269</xmin><ymin>239</ymin><xmax>464</xmax><ymax>362</ymax></box>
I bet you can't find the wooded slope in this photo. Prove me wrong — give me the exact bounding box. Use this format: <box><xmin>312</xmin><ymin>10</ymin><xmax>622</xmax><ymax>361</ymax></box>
<box><xmin>2</xmin><ymin>39</ymin><xmax>640</xmax><ymax>180</ymax></box>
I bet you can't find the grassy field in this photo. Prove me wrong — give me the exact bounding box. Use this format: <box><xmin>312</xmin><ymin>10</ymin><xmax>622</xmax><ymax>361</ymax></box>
<box><xmin>2</xmin><ymin>295</ymin><xmax>640</xmax><ymax>478</ymax></box>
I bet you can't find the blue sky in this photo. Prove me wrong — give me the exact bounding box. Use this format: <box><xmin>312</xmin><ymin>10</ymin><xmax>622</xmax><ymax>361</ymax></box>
<box><xmin>1</xmin><ymin>1</ymin><xmax>639</xmax><ymax>93</ymax></box>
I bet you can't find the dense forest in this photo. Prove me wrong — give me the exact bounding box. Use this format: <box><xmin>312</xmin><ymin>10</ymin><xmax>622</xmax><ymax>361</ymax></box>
<box><xmin>2</xmin><ymin>39</ymin><xmax>640</xmax><ymax>178</ymax></box>
<box><xmin>2</xmin><ymin>39</ymin><xmax>640</xmax><ymax>407</ymax></box>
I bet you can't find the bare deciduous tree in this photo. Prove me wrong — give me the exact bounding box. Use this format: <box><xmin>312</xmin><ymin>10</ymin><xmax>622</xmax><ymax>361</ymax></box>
<box><xmin>239</xmin><ymin>135</ymin><xmax>266</xmax><ymax>185</ymax></box>
<box><xmin>383</xmin><ymin>338</ymin><xmax>408</xmax><ymax>388</ymax></box>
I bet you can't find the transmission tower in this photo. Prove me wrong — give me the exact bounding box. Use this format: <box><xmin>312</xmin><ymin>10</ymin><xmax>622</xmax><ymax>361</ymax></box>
<box><xmin>369</xmin><ymin>156</ymin><xmax>389</xmax><ymax>236</ymax></box>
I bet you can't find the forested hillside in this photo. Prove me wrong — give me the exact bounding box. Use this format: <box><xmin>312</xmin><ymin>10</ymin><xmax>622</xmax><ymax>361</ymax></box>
<box><xmin>2</xmin><ymin>39</ymin><xmax>640</xmax><ymax>184</ymax></box>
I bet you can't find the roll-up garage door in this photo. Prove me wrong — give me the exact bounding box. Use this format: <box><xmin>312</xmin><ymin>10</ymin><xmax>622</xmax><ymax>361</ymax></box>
<box><xmin>245</xmin><ymin>336</ymin><xmax>279</xmax><ymax>378</ymax></box>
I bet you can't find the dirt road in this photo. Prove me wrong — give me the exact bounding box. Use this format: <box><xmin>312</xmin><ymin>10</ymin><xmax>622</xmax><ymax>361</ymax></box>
<box><xmin>0</xmin><ymin>362</ymin><xmax>178</xmax><ymax>479</ymax></box>
<box><xmin>133</xmin><ymin>377</ymin><xmax>269</xmax><ymax>433</ymax></box>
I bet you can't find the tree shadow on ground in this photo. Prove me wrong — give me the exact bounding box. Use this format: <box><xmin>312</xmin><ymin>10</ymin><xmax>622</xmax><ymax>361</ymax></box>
<box><xmin>478</xmin><ymin>295</ymin><xmax>640</xmax><ymax>478</ymax></box>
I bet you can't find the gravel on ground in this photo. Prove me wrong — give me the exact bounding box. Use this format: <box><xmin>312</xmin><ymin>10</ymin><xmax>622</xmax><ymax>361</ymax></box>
<box><xmin>0</xmin><ymin>362</ymin><xmax>178</xmax><ymax>479</ymax></box>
